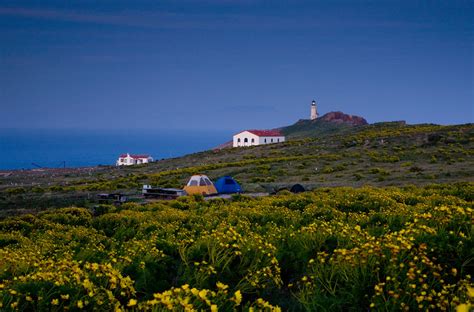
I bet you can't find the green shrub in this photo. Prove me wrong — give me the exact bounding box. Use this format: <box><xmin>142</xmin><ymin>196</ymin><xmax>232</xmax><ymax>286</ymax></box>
<box><xmin>40</xmin><ymin>207</ymin><xmax>92</xmax><ymax>226</ymax></box>
<box><xmin>369</xmin><ymin>168</ymin><xmax>390</xmax><ymax>176</ymax></box>
<box><xmin>6</xmin><ymin>187</ymin><xmax>26</xmax><ymax>195</ymax></box>
<box><xmin>409</xmin><ymin>166</ymin><xmax>423</xmax><ymax>172</ymax></box>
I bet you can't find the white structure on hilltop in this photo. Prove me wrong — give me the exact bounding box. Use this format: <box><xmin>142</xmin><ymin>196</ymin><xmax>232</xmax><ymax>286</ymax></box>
<box><xmin>233</xmin><ymin>130</ymin><xmax>286</xmax><ymax>147</ymax></box>
<box><xmin>116</xmin><ymin>153</ymin><xmax>153</xmax><ymax>166</ymax></box>
<box><xmin>310</xmin><ymin>99</ymin><xmax>319</xmax><ymax>120</ymax></box>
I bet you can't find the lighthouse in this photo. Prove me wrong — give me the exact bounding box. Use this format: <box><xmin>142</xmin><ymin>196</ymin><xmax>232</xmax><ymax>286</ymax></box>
<box><xmin>310</xmin><ymin>100</ymin><xmax>318</xmax><ymax>120</ymax></box>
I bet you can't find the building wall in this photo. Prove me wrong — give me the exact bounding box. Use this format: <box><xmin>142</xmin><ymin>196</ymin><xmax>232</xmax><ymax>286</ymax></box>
<box><xmin>258</xmin><ymin>136</ymin><xmax>285</xmax><ymax>145</ymax></box>
<box><xmin>233</xmin><ymin>131</ymin><xmax>286</xmax><ymax>147</ymax></box>
<box><xmin>311</xmin><ymin>105</ymin><xmax>317</xmax><ymax>120</ymax></box>
<box><xmin>233</xmin><ymin>132</ymin><xmax>260</xmax><ymax>147</ymax></box>
<box><xmin>117</xmin><ymin>157</ymin><xmax>133</xmax><ymax>166</ymax></box>
<box><xmin>117</xmin><ymin>156</ymin><xmax>152</xmax><ymax>166</ymax></box>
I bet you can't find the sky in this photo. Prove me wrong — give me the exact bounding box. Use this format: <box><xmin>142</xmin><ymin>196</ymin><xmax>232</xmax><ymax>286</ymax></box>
<box><xmin>0</xmin><ymin>0</ymin><xmax>473</xmax><ymax>131</ymax></box>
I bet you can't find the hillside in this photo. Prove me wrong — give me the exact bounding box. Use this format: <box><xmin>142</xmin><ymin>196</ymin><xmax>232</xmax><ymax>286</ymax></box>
<box><xmin>0</xmin><ymin>121</ymin><xmax>473</xmax><ymax>213</ymax></box>
<box><xmin>0</xmin><ymin>121</ymin><xmax>473</xmax><ymax>311</ymax></box>
<box><xmin>281</xmin><ymin>111</ymin><xmax>369</xmax><ymax>138</ymax></box>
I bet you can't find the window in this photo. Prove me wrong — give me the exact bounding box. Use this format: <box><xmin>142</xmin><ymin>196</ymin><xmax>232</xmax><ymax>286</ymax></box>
<box><xmin>199</xmin><ymin>177</ymin><xmax>207</xmax><ymax>186</ymax></box>
<box><xmin>271</xmin><ymin>138</ymin><xmax>274</xmax><ymax>143</ymax></box>
<box><xmin>189</xmin><ymin>180</ymin><xmax>198</xmax><ymax>186</ymax></box>
<box><xmin>264</xmin><ymin>139</ymin><xmax>267</xmax><ymax>143</ymax></box>
<box><xmin>251</xmin><ymin>138</ymin><xmax>255</xmax><ymax>143</ymax></box>
<box><xmin>244</xmin><ymin>138</ymin><xmax>248</xmax><ymax>143</ymax></box>
<box><xmin>277</xmin><ymin>138</ymin><xmax>279</xmax><ymax>142</ymax></box>
<box><xmin>204</xmin><ymin>178</ymin><xmax>213</xmax><ymax>186</ymax></box>
<box><xmin>237</xmin><ymin>138</ymin><xmax>241</xmax><ymax>142</ymax></box>
<box><xmin>225</xmin><ymin>179</ymin><xmax>235</xmax><ymax>185</ymax></box>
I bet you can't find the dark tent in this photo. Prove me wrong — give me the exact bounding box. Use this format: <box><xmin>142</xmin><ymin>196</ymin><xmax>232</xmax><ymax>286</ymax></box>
<box><xmin>214</xmin><ymin>176</ymin><xmax>242</xmax><ymax>194</ymax></box>
<box><xmin>290</xmin><ymin>184</ymin><xmax>306</xmax><ymax>193</ymax></box>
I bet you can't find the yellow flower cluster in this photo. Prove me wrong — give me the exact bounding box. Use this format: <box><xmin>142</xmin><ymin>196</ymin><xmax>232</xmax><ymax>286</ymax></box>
<box><xmin>0</xmin><ymin>183</ymin><xmax>472</xmax><ymax>311</ymax></box>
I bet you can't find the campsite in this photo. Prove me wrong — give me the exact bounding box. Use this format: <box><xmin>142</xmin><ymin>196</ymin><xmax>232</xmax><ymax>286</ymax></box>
<box><xmin>102</xmin><ymin>174</ymin><xmax>303</xmax><ymax>206</ymax></box>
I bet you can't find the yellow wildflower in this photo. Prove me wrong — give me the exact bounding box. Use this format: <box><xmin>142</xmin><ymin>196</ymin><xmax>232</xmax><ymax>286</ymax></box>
<box><xmin>216</xmin><ymin>282</ymin><xmax>228</xmax><ymax>290</ymax></box>
<box><xmin>127</xmin><ymin>299</ymin><xmax>137</xmax><ymax>307</ymax></box>
<box><xmin>467</xmin><ymin>286</ymin><xmax>474</xmax><ymax>298</ymax></box>
<box><xmin>456</xmin><ymin>304</ymin><xmax>470</xmax><ymax>312</ymax></box>
<box><xmin>198</xmin><ymin>289</ymin><xmax>207</xmax><ymax>299</ymax></box>
<box><xmin>234</xmin><ymin>290</ymin><xmax>242</xmax><ymax>305</ymax></box>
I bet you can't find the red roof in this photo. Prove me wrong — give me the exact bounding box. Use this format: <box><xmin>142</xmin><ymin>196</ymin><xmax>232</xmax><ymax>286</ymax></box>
<box><xmin>237</xmin><ymin>129</ymin><xmax>283</xmax><ymax>137</ymax></box>
<box><xmin>119</xmin><ymin>154</ymin><xmax>151</xmax><ymax>159</ymax></box>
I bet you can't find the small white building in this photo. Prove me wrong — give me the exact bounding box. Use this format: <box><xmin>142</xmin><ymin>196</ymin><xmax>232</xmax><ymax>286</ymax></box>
<box><xmin>233</xmin><ymin>130</ymin><xmax>285</xmax><ymax>147</ymax></box>
<box><xmin>116</xmin><ymin>153</ymin><xmax>153</xmax><ymax>166</ymax></box>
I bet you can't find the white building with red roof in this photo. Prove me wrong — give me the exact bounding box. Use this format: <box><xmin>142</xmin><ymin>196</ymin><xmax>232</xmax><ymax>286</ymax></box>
<box><xmin>233</xmin><ymin>130</ymin><xmax>285</xmax><ymax>147</ymax></box>
<box><xmin>116</xmin><ymin>153</ymin><xmax>153</xmax><ymax>166</ymax></box>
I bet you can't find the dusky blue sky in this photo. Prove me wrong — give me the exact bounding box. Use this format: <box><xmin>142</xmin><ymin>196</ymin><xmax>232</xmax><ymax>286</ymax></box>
<box><xmin>1</xmin><ymin>0</ymin><xmax>472</xmax><ymax>131</ymax></box>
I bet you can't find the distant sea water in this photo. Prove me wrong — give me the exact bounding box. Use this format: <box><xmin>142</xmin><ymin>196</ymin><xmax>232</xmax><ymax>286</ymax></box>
<box><xmin>0</xmin><ymin>129</ymin><xmax>234</xmax><ymax>170</ymax></box>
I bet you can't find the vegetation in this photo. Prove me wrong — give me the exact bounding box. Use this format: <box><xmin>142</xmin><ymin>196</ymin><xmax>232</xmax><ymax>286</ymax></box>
<box><xmin>0</xmin><ymin>121</ymin><xmax>473</xmax><ymax>311</ymax></box>
<box><xmin>0</xmin><ymin>183</ymin><xmax>473</xmax><ymax>311</ymax></box>
<box><xmin>0</xmin><ymin>122</ymin><xmax>472</xmax><ymax>212</ymax></box>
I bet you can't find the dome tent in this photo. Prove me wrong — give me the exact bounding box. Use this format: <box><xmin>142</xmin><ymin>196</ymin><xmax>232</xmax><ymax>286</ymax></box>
<box><xmin>183</xmin><ymin>175</ymin><xmax>217</xmax><ymax>196</ymax></box>
<box><xmin>290</xmin><ymin>184</ymin><xmax>306</xmax><ymax>193</ymax></box>
<box><xmin>214</xmin><ymin>176</ymin><xmax>242</xmax><ymax>194</ymax></box>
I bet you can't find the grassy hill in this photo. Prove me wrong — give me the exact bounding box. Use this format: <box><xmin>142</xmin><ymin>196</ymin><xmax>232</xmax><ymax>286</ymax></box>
<box><xmin>0</xmin><ymin>121</ymin><xmax>472</xmax><ymax>212</ymax></box>
<box><xmin>0</xmin><ymin>121</ymin><xmax>473</xmax><ymax>311</ymax></box>
<box><xmin>280</xmin><ymin>118</ymin><xmax>354</xmax><ymax>139</ymax></box>
<box><xmin>280</xmin><ymin>111</ymin><xmax>369</xmax><ymax>138</ymax></box>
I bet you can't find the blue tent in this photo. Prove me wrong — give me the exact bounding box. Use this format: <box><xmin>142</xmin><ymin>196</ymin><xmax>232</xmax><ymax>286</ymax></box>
<box><xmin>214</xmin><ymin>176</ymin><xmax>242</xmax><ymax>194</ymax></box>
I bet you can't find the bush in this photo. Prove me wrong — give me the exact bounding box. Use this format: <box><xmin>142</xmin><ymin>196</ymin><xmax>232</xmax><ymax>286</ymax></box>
<box><xmin>0</xmin><ymin>183</ymin><xmax>472</xmax><ymax>311</ymax></box>
<box><xmin>39</xmin><ymin>207</ymin><xmax>92</xmax><ymax>226</ymax></box>
<box><xmin>369</xmin><ymin>168</ymin><xmax>390</xmax><ymax>176</ymax></box>
<box><xmin>6</xmin><ymin>187</ymin><xmax>26</xmax><ymax>195</ymax></box>
<box><xmin>409</xmin><ymin>166</ymin><xmax>424</xmax><ymax>172</ymax></box>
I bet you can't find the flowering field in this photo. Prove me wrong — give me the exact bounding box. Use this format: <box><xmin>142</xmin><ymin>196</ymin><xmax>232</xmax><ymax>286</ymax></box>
<box><xmin>0</xmin><ymin>183</ymin><xmax>473</xmax><ymax>311</ymax></box>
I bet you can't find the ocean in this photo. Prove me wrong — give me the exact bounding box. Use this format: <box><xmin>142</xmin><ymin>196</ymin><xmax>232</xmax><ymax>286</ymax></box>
<box><xmin>0</xmin><ymin>129</ymin><xmax>234</xmax><ymax>170</ymax></box>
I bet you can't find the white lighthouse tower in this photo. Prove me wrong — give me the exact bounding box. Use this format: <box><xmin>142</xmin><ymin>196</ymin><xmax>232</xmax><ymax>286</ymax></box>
<box><xmin>310</xmin><ymin>99</ymin><xmax>318</xmax><ymax>120</ymax></box>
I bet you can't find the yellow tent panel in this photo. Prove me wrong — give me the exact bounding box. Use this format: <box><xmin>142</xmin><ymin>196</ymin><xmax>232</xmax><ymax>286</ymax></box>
<box><xmin>183</xmin><ymin>175</ymin><xmax>217</xmax><ymax>196</ymax></box>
